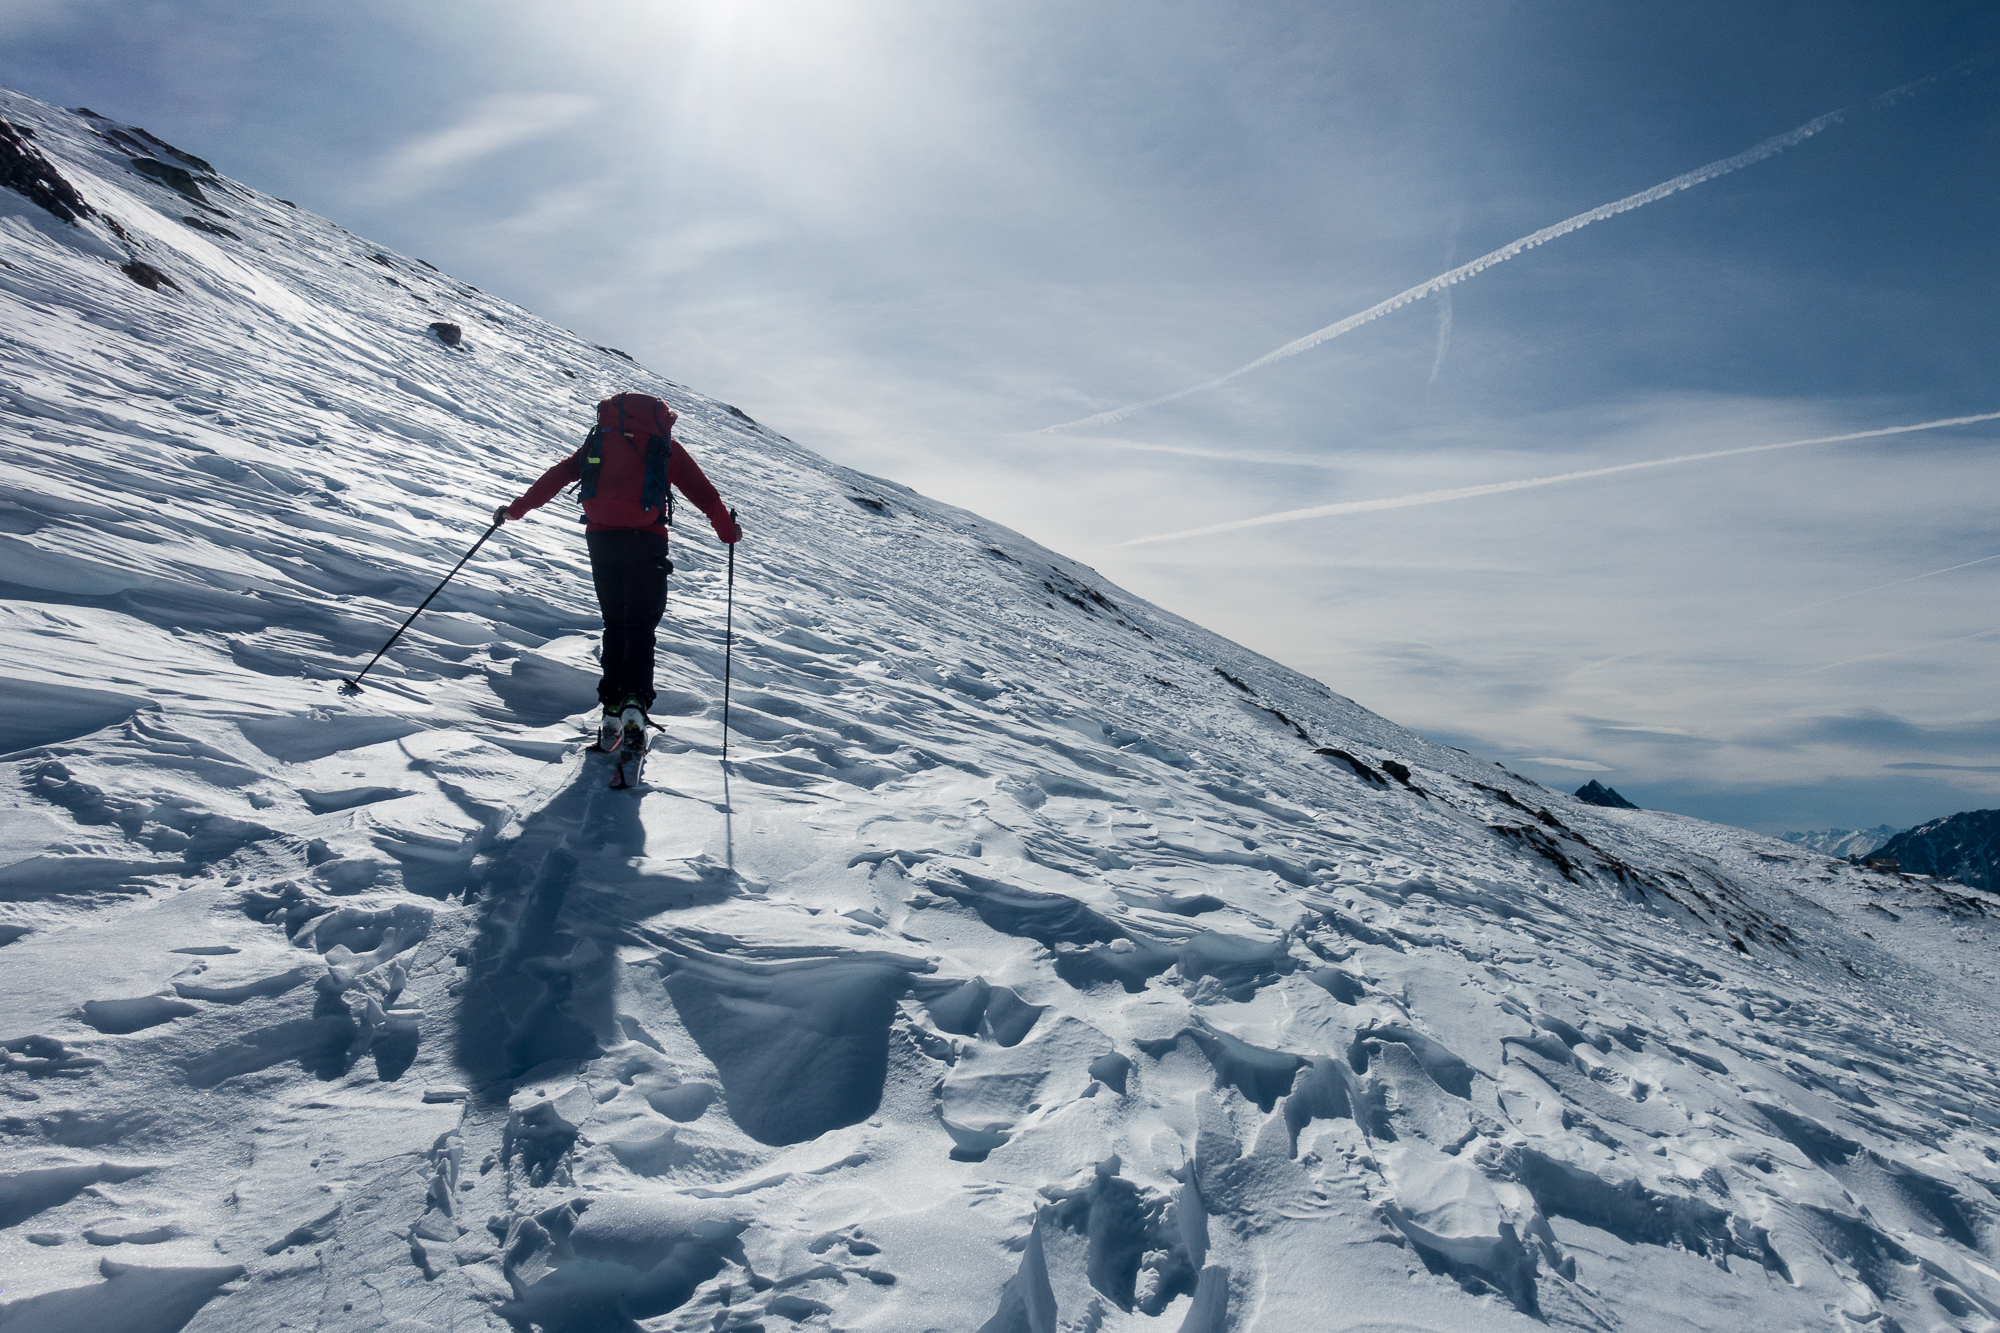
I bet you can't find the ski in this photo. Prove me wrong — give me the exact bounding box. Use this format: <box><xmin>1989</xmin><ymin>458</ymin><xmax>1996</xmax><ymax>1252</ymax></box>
<box><xmin>608</xmin><ymin>713</ymin><xmax>648</xmax><ymax>788</ymax></box>
<box><xmin>609</xmin><ymin>746</ymin><xmax>644</xmax><ymax>788</ymax></box>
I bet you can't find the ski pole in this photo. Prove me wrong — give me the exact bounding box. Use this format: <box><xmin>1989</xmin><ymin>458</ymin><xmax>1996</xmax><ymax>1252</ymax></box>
<box><xmin>722</xmin><ymin>509</ymin><xmax>737</xmax><ymax>761</ymax></box>
<box><xmin>339</xmin><ymin>515</ymin><xmax>503</xmax><ymax>691</ymax></box>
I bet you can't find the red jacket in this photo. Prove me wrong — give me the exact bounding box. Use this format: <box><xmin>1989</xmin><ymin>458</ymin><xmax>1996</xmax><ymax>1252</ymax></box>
<box><xmin>508</xmin><ymin>435</ymin><xmax>737</xmax><ymax>542</ymax></box>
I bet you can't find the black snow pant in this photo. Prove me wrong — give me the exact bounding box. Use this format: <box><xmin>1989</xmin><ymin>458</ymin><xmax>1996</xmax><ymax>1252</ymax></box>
<box><xmin>586</xmin><ymin>529</ymin><xmax>671</xmax><ymax>711</ymax></box>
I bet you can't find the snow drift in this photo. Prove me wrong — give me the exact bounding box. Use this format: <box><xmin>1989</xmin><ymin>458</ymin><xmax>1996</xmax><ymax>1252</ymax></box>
<box><xmin>3</xmin><ymin>85</ymin><xmax>2000</xmax><ymax>1333</ymax></box>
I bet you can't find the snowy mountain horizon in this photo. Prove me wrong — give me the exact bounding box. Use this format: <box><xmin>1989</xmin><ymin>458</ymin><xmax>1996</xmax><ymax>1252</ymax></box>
<box><xmin>1779</xmin><ymin>825</ymin><xmax>1904</xmax><ymax>860</ymax></box>
<box><xmin>5</xmin><ymin>85</ymin><xmax>2000</xmax><ymax>1333</ymax></box>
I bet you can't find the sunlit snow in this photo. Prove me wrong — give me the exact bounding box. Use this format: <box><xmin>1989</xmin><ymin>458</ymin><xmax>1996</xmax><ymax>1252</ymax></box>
<box><xmin>4</xmin><ymin>86</ymin><xmax>1999</xmax><ymax>1333</ymax></box>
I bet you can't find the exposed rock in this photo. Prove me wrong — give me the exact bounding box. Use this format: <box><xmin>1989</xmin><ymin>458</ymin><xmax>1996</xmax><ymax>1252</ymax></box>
<box><xmin>1871</xmin><ymin>809</ymin><xmax>2000</xmax><ymax>892</ymax></box>
<box><xmin>1</xmin><ymin>119</ymin><xmax>95</xmax><ymax>223</ymax></box>
<box><xmin>74</xmin><ymin>109</ymin><xmax>215</xmax><ymax>172</ymax></box>
<box><xmin>129</xmin><ymin>156</ymin><xmax>207</xmax><ymax>201</ymax></box>
<box><xmin>428</xmin><ymin>322</ymin><xmax>463</xmax><ymax>346</ymax></box>
<box><xmin>1316</xmin><ymin>746</ymin><xmax>1387</xmax><ymax>785</ymax></box>
<box><xmin>120</xmin><ymin>261</ymin><xmax>179</xmax><ymax>292</ymax></box>
<box><xmin>1574</xmin><ymin>779</ymin><xmax>1637</xmax><ymax>809</ymax></box>
<box><xmin>181</xmin><ymin>215</ymin><xmax>238</xmax><ymax>240</ymax></box>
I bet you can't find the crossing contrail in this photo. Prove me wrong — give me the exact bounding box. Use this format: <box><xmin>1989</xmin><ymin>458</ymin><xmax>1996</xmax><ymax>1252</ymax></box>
<box><xmin>1043</xmin><ymin>60</ymin><xmax>1988</xmax><ymax>435</ymax></box>
<box><xmin>1114</xmin><ymin>411</ymin><xmax>2000</xmax><ymax>547</ymax></box>
<box><xmin>1427</xmin><ymin>210</ymin><xmax>1462</xmax><ymax>392</ymax></box>
<box><xmin>1781</xmin><ymin>551</ymin><xmax>2000</xmax><ymax>618</ymax></box>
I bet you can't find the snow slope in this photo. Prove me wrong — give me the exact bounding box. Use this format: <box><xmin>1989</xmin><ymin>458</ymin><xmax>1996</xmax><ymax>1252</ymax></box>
<box><xmin>4</xmin><ymin>86</ymin><xmax>2000</xmax><ymax>1333</ymax></box>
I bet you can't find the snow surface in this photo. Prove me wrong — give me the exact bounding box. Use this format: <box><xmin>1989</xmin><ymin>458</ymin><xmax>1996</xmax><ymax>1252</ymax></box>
<box><xmin>4</xmin><ymin>85</ymin><xmax>2000</xmax><ymax>1333</ymax></box>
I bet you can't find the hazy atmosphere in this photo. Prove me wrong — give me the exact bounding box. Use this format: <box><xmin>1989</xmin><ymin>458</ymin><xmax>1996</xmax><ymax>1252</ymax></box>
<box><xmin>6</xmin><ymin>0</ymin><xmax>1997</xmax><ymax>832</ymax></box>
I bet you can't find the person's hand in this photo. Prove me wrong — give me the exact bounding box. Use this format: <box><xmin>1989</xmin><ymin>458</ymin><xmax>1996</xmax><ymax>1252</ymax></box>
<box><xmin>492</xmin><ymin>504</ymin><xmax>512</xmax><ymax>525</ymax></box>
<box><xmin>716</xmin><ymin>512</ymin><xmax>742</xmax><ymax>544</ymax></box>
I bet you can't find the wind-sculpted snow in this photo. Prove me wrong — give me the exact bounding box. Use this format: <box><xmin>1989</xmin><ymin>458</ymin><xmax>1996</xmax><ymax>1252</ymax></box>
<box><xmin>4</xmin><ymin>84</ymin><xmax>2000</xmax><ymax>1332</ymax></box>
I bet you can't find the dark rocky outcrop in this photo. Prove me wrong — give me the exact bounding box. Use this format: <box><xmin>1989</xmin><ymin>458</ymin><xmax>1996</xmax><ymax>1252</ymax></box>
<box><xmin>1316</xmin><ymin>747</ymin><xmax>1386</xmax><ymax>785</ymax></box>
<box><xmin>1575</xmin><ymin>780</ymin><xmax>1638</xmax><ymax>809</ymax></box>
<box><xmin>181</xmin><ymin>215</ymin><xmax>238</xmax><ymax>240</ymax></box>
<box><xmin>76</xmin><ymin>109</ymin><xmax>215</xmax><ymax>173</ymax></box>
<box><xmin>428</xmin><ymin>322</ymin><xmax>463</xmax><ymax>346</ymax></box>
<box><xmin>120</xmin><ymin>261</ymin><xmax>178</xmax><ymax>292</ymax></box>
<box><xmin>1</xmin><ymin>119</ymin><xmax>95</xmax><ymax>223</ymax></box>
<box><xmin>1870</xmin><ymin>809</ymin><xmax>2000</xmax><ymax>892</ymax></box>
<box><xmin>129</xmin><ymin>156</ymin><xmax>207</xmax><ymax>201</ymax></box>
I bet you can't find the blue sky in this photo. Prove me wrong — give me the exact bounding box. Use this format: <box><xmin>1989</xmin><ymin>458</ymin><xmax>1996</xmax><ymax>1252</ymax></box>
<box><xmin>5</xmin><ymin>0</ymin><xmax>1998</xmax><ymax>833</ymax></box>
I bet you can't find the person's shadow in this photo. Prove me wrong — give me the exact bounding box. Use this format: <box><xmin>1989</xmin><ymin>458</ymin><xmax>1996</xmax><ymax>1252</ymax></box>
<box><xmin>452</xmin><ymin>759</ymin><xmax>648</xmax><ymax>1094</ymax></box>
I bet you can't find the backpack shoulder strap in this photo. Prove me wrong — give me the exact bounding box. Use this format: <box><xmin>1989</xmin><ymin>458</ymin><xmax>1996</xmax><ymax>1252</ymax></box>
<box><xmin>641</xmin><ymin>431</ymin><xmax>675</xmax><ymax>524</ymax></box>
<box><xmin>576</xmin><ymin>423</ymin><xmax>606</xmax><ymax>499</ymax></box>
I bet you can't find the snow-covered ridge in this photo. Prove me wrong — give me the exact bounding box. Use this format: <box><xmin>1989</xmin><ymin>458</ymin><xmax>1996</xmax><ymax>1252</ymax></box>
<box><xmin>1781</xmin><ymin>826</ymin><xmax>1902</xmax><ymax>859</ymax></box>
<box><xmin>4</xmin><ymin>84</ymin><xmax>2000</xmax><ymax>1332</ymax></box>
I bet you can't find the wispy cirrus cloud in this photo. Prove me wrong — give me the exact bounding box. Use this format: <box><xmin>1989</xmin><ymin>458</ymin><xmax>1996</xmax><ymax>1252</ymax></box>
<box><xmin>368</xmin><ymin>92</ymin><xmax>596</xmax><ymax>202</ymax></box>
<box><xmin>1887</xmin><ymin>762</ymin><xmax>2000</xmax><ymax>772</ymax></box>
<box><xmin>1115</xmin><ymin>410</ymin><xmax>2000</xmax><ymax>547</ymax></box>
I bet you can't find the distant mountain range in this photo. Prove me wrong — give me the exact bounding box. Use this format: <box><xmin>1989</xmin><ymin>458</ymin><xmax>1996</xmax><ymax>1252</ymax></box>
<box><xmin>1781</xmin><ymin>825</ymin><xmax>1902</xmax><ymax>858</ymax></box>
<box><xmin>1872</xmin><ymin>810</ymin><xmax>2000</xmax><ymax>892</ymax></box>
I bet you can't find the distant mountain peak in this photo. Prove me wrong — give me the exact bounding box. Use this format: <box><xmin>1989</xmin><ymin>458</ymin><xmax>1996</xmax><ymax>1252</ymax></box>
<box><xmin>1780</xmin><ymin>825</ymin><xmax>1900</xmax><ymax>858</ymax></box>
<box><xmin>1574</xmin><ymin>779</ymin><xmax>1638</xmax><ymax>809</ymax></box>
<box><xmin>1872</xmin><ymin>810</ymin><xmax>2000</xmax><ymax>892</ymax></box>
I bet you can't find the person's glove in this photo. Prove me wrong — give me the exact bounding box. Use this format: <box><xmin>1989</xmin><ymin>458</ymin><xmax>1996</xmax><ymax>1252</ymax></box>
<box><xmin>714</xmin><ymin>511</ymin><xmax>742</xmax><ymax>544</ymax></box>
<box><xmin>492</xmin><ymin>503</ymin><xmax>513</xmax><ymax>525</ymax></box>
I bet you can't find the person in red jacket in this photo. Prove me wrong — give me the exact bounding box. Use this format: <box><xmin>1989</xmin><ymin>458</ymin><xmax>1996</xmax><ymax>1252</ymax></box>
<box><xmin>495</xmin><ymin>392</ymin><xmax>741</xmax><ymax>751</ymax></box>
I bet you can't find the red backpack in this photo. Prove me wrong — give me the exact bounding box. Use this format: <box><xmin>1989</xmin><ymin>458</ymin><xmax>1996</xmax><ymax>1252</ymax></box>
<box><xmin>578</xmin><ymin>393</ymin><xmax>677</xmax><ymax>529</ymax></box>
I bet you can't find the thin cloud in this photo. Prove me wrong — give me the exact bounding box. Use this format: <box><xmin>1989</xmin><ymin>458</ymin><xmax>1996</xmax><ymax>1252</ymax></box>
<box><xmin>1061</xmin><ymin>436</ymin><xmax>1359</xmax><ymax>469</ymax></box>
<box><xmin>1780</xmin><ymin>551</ymin><xmax>2000</xmax><ymax>619</ymax></box>
<box><xmin>1813</xmin><ymin>624</ymin><xmax>2000</xmax><ymax>672</ymax></box>
<box><xmin>1887</xmin><ymin>762</ymin><xmax>2000</xmax><ymax>772</ymax></box>
<box><xmin>372</xmin><ymin>93</ymin><xmax>597</xmax><ymax>200</ymax></box>
<box><xmin>1115</xmin><ymin>410</ymin><xmax>2000</xmax><ymax>547</ymax></box>
<box><xmin>1522</xmin><ymin>756</ymin><xmax>1612</xmax><ymax>771</ymax></box>
<box><xmin>1042</xmin><ymin>58</ymin><xmax>1991</xmax><ymax>434</ymax></box>
<box><xmin>1427</xmin><ymin>209</ymin><xmax>1462</xmax><ymax>391</ymax></box>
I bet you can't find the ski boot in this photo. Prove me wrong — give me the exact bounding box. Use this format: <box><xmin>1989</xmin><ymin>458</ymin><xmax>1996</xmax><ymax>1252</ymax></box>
<box><xmin>610</xmin><ymin>698</ymin><xmax>650</xmax><ymax>788</ymax></box>
<box><xmin>596</xmin><ymin>705</ymin><xmax>623</xmax><ymax>752</ymax></box>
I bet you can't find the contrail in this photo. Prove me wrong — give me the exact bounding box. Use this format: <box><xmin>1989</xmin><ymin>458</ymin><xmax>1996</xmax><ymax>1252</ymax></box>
<box><xmin>1043</xmin><ymin>60</ymin><xmax>1989</xmax><ymax>435</ymax></box>
<box><xmin>1564</xmin><ymin>551</ymin><xmax>2000</xmax><ymax>681</ymax></box>
<box><xmin>1426</xmin><ymin>285</ymin><xmax>1454</xmax><ymax>392</ymax></box>
<box><xmin>1781</xmin><ymin>551</ymin><xmax>2000</xmax><ymax>618</ymax></box>
<box><xmin>1815</xmin><ymin>624</ymin><xmax>2000</xmax><ymax>672</ymax></box>
<box><xmin>1427</xmin><ymin>211</ymin><xmax>1462</xmax><ymax>392</ymax></box>
<box><xmin>1115</xmin><ymin>411</ymin><xmax>2000</xmax><ymax>547</ymax></box>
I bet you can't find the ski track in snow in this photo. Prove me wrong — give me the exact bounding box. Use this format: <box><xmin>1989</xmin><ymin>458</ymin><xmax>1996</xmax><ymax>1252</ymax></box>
<box><xmin>3</xmin><ymin>87</ymin><xmax>2000</xmax><ymax>1333</ymax></box>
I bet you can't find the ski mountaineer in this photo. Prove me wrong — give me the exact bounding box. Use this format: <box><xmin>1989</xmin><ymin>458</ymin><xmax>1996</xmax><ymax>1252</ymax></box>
<box><xmin>493</xmin><ymin>392</ymin><xmax>741</xmax><ymax>774</ymax></box>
